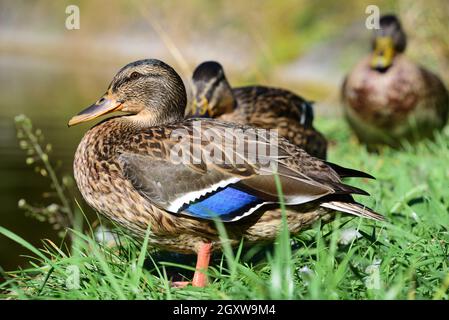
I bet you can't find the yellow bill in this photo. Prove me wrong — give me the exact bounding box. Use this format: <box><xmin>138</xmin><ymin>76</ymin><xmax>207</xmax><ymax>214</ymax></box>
<box><xmin>191</xmin><ymin>96</ymin><xmax>213</xmax><ymax>117</ymax></box>
<box><xmin>371</xmin><ymin>36</ymin><xmax>395</xmax><ymax>70</ymax></box>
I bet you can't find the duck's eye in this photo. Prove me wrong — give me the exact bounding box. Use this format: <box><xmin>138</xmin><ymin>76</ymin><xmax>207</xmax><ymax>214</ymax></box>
<box><xmin>129</xmin><ymin>72</ymin><xmax>142</xmax><ymax>80</ymax></box>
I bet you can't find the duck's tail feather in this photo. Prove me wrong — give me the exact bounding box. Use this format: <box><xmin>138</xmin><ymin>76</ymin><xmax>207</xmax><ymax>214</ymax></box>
<box><xmin>320</xmin><ymin>201</ymin><xmax>384</xmax><ymax>221</ymax></box>
<box><xmin>324</xmin><ymin>162</ymin><xmax>375</xmax><ymax>180</ymax></box>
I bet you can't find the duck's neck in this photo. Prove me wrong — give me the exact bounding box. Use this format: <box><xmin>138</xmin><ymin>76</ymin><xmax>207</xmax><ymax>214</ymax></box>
<box><xmin>125</xmin><ymin>108</ymin><xmax>184</xmax><ymax>128</ymax></box>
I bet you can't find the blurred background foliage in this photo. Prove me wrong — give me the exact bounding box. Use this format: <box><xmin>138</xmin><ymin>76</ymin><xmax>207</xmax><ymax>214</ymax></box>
<box><xmin>0</xmin><ymin>0</ymin><xmax>448</xmax><ymax>271</ymax></box>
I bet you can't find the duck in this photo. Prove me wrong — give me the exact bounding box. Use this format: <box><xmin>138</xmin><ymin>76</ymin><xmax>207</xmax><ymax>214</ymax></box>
<box><xmin>68</xmin><ymin>59</ymin><xmax>383</xmax><ymax>287</ymax></box>
<box><xmin>341</xmin><ymin>14</ymin><xmax>449</xmax><ymax>149</ymax></box>
<box><xmin>187</xmin><ymin>61</ymin><xmax>328</xmax><ymax>159</ymax></box>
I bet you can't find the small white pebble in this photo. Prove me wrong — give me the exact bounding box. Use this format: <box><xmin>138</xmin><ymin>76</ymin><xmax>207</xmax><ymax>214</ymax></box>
<box><xmin>95</xmin><ymin>226</ymin><xmax>117</xmax><ymax>245</ymax></box>
<box><xmin>298</xmin><ymin>266</ymin><xmax>314</xmax><ymax>285</ymax></box>
<box><xmin>364</xmin><ymin>259</ymin><xmax>382</xmax><ymax>290</ymax></box>
<box><xmin>339</xmin><ymin>228</ymin><xmax>362</xmax><ymax>245</ymax></box>
<box><xmin>298</xmin><ymin>266</ymin><xmax>313</xmax><ymax>275</ymax></box>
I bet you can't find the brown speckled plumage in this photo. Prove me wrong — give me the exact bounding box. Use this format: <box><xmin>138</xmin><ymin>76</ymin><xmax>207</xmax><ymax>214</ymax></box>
<box><xmin>341</xmin><ymin>15</ymin><xmax>448</xmax><ymax>148</ymax></box>
<box><xmin>188</xmin><ymin>61</ymin><xmax>328</xmax><ymax>159</ymax></box>
<box><xmin>71</xmin><ymin>59</ymin><xmax>382</xmax><ymax>256</ymax></box>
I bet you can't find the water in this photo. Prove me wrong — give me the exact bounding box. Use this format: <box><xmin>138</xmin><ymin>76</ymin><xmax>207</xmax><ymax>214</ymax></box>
<box><xmin>0</xmin><ymin>53</ymin><xmax>114</xmax><ymax>271</ymax></box>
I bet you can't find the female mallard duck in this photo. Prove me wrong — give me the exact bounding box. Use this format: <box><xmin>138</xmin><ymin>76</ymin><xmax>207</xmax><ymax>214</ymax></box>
<box><xmin>69</xmin><ymin>59</ymin><xmax>383</xmax><ymax>287</ymax></box>
<box><xmin>188</xmin><ymin>61</ymin><xmax>328</xmax><ymax>159</ymax></box>
<box><xmin>341</xmin><ymin>14</ymin><xmax>448</xmax><ymax>148</ymax></box>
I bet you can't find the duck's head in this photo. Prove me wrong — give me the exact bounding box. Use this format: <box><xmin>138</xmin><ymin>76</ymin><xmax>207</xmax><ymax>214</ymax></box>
<box><xmin>370</xmin><ymin>14</ymin><xmax>407</xmax><ymax>71</ymax></box>
<box><xmin>68</xmin><ymin>59</ymin><xmax>187</xmax><ymax>127</ymax></box>
<box><xmin>189</xmin><ymin>61</ymin><xmax>236</xmax><ymax>118</ymax></box>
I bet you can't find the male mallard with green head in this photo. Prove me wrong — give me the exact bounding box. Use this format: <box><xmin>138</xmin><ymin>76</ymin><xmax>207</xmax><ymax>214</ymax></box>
<box><xmin>341</xmin><ymin>14</ymin><xmax>448</xmax><ymax>149</ymax></box>
<box><xmin>69</xmin><ymin>59</ymin><xmax>382</xmax><ymax>287</ymax></box>
<box><xmin>188</xmin><ymin>61</ymin><xmax>328</xmax><ymax>159</ymax></box>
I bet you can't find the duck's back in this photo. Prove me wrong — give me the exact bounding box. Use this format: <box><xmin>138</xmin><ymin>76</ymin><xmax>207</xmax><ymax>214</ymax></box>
<box><xmin>218</xmin><ymin>86</ymin><xmax>327</xmax><ymax>159</ymax></box>
<box><xmin>342</xmin><ymin>55</ymin><xmax>449</xmax><ymax>147</ymax></box>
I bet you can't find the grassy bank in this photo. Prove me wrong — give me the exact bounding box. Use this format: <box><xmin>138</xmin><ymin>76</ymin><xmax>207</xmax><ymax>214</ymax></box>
<box><xmin>1</xmin><ymin>116</ymin><xmax>448</xmax><ymax>300</ymax></box>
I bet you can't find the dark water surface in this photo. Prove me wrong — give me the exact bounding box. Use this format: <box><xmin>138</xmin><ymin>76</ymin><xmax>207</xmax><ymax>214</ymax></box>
<box><xmin>0</xmin><ymin>53</ymin><xmax>115</xmax><ymax>271</ymax></box>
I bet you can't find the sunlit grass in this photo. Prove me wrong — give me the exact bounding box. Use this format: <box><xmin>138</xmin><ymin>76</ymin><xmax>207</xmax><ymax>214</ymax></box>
<box><xmin>1</xmin><ymin>115</ymin><xmax>448</xmax><ymax>299</ymax></box>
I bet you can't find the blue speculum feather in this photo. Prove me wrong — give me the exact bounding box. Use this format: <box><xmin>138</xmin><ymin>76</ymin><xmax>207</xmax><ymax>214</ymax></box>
<box><xmin>184</xmin><ymin>186</ymin><xmax>263</xmax><ymax>221</ymax></box>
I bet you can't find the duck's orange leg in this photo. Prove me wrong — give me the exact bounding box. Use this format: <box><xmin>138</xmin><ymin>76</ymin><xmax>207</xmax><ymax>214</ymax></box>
<box><xmin>192</xmin><ymin>242</ymin><xmax>212</xmax><ymax>287</ymax></box>
<box><xmin>172</xmin><ymin>242</ymin><xmax>213</xmax><ymax>288</ymax></box>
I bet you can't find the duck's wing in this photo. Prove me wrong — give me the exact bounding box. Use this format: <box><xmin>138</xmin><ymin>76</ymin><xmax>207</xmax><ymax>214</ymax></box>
<box><xmin>419</xmin><ymin>67</ymin><xmax>449</xmax><ymax>125</ymax></box>
<box><xmin>118</xmin><ymin>119</ymin><xmax>379</xmax><ymax>222</ymax></box>
<box><xmin>234</xmin><ymin>86</ymin><xmax>316</xmax><ymax>127</ymax></box>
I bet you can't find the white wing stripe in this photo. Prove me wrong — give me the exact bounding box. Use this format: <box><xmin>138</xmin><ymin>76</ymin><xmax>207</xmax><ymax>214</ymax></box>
<box><xmin>166</xmin><ymin>177</ymin><xmax>241</xmax><ymax>213</ymax></box>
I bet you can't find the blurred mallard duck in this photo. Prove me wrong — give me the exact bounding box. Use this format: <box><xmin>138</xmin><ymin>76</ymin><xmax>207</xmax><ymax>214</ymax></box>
<box><xmin>69</xmin><ymin>59</ymin><xmax>382</xmax><ymax>287</ymax></box>
<box><xmin>188</xmin><ymin>61</ymin><xmax>328</xmax><ymax>159</ymax></box>
<box><xmin>341</xmin><ymin>14</ymin><xmax>448</xmax><ymax>149</ymax></box>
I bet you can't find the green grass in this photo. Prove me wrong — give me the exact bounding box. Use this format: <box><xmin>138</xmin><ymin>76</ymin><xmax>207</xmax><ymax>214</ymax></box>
<box><xmin>1</xmin><ymin>118</ymin><xmax>449</xmax><ymax>300</ymax></box>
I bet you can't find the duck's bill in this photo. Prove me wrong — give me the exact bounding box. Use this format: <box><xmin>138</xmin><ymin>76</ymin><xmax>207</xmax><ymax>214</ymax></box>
<box><xmin>68</xmin><ymin>97</ymin><xmax>122</xmax><ymax>126</ymax></box>
<box><xmin>191</xmin><ymin>98</ymin><xmax>213</xmax><ymax>117</ymax></box>
<box><xmin>370</xmin><ymin>36</ymin><xmax>395</xmax><ymax>70</ymax></box>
